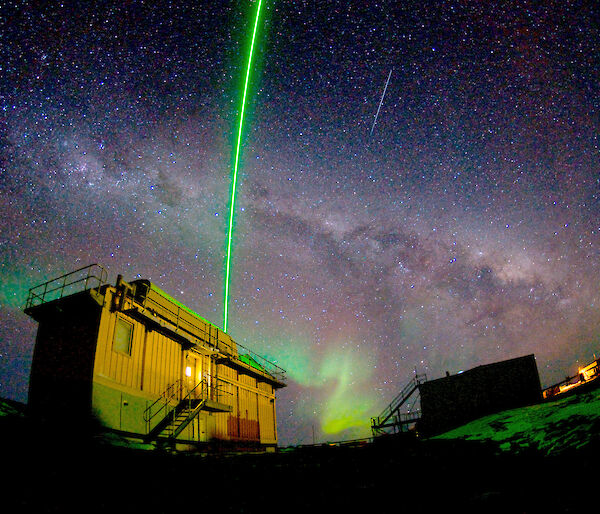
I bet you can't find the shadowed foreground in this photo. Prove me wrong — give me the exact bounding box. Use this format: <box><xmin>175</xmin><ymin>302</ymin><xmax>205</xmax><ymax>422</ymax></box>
<box><xmin>2</xmin><ymin>412</ymin><xmax>598</xmax><ymax>513</ymax></box>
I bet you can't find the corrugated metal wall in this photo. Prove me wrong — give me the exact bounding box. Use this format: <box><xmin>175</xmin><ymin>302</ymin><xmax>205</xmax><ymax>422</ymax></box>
<box><xmin>95</xmin><ymin>304</ymin><xmax>143</xmax><ymax>391</ymax></box>
<box><xmin>142</xmin><ymin>331</ymin><xmax>181</xmax><ymax>396</ymax></box>
<box><xmin>92</xmin><ymin>287</ymin><xmax>279</xmax><ymax>445</ymax></box>
<box><xmin>94</xmin><ymin>294</ymin><xmax>182</xmax><ymax>397</ymax></box>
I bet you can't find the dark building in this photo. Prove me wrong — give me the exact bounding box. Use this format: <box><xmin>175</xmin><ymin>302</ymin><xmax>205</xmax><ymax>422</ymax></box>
<box><xmin>416</xmin><ymin>354</ymin><xmax>542</xmax><ymax>436</ymax></box>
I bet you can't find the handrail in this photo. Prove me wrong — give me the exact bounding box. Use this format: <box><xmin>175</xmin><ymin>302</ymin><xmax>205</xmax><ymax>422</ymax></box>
<box><xmin>392</xmin><ymin>410</ymin><xmax>422</xmax><ymax>424</ymax></box>
<box><xmin>25</xmin><ymin>264</ymin><xmax>108</xmax><ymax>309</ymax></box>
<box><xmin>144</xmin><ymin>376</ymin><xmax>234</xmax><ymax>425</ymax></box>
<box><xmin>182</xmin><ymin>379</ymin><xmax>208</xmax><ymax>404</ymax></box>
<box><xmin>140</xmin><ymin>293</ymin><xmax>236</xmax><ymax>356</ymax></box>
<box><xmin>143</xmin><ymin>379</ymin><xmax>183</xmax><ymax>423</ymax></box>
<box><xmin>132</xmin><ymin>280</ymin><xmax>286</xmax><ymax>383</ymax></box>
<box><xmin>236</xmin><ymin>344</ymin><xmax>287</xmax><ymax>383</ymax></box>
<box><xmin>376</xmin><ymin>373</ymin><xmax>426</xmax><ymax>422</ymax></box>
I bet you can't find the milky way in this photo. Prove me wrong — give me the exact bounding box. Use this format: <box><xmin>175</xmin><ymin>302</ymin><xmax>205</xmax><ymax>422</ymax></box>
<box><xmin>1</xmin><ymin>1</ymin><xmax>599</xmax><ymax>444</ymax></box>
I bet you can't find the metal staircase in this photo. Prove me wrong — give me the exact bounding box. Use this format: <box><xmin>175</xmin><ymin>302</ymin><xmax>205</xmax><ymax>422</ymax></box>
<box><xmin>143</xmin><ymin>379</ymin><xmax>213</xmax><ymax>443</ymax></box>
<box><xmin>371</xmin><ymin>374</ymin><xmax>427</xmax><ymax>437</ymax></box>
<box><xmin>145</xmin><ymin>398</ymin><xmax>206</xmax><ymax>441</ymax></box>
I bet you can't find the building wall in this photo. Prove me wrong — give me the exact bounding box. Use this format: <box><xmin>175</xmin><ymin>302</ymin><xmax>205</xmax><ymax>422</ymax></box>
<box><xmin>28</xmin><ymin>292</ymin><xmax>102</xmax><ymax>418</ymax></box>
<box><xmin>90</xmin><ymin>287</ymin><xmax>278</xmax><ymax>445</ymax></box>
<box><xmin>418</xmin><ymin>354</ymin><xmax>542</xmax><ymax>436</ymax></box>
<box><xmin>27</xmin><ymin>280</ymin><xmax>281</xmax><ymax>447</ymax></box>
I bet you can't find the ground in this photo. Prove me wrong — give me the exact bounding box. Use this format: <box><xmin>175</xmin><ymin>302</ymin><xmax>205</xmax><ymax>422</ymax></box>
<box><xmin>434</xmin><ymin>382</ymin><xmax>600</xmax><ymax>455</ymax></box>
<box><xmin>2</xmin><ymin>389</ymin><xmax>599</xmax><ymax>513</ymax></box>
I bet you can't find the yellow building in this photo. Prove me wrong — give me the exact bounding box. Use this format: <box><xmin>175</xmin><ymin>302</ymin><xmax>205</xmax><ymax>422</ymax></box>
<box><xmin>25</xmin><ymin>264</ymin><xmax>286</xmax><ymax>450</ymax></box>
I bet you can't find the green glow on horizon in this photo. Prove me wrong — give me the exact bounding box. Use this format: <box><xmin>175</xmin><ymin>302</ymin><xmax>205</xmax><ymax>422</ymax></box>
<box><xmin>224</xmin><ymin>0</ymin><xmax>264</xmax><ymax>333</ymax></box>
<box><xmin>268</xmin><ymin>334</ymin><xmax>378</xmax><ymax>438</ymax></box>
<box><xmin>319</xmin><ymin>349</ymin><xmax>378</xmax><ymax>436</ymax></box>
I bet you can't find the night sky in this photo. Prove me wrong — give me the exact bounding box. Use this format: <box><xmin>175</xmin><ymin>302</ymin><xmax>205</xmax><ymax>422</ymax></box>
<box><xmin>1</xmin><ymin>0</ymin><xmax>599</xmax><ymax>445</ymax></box>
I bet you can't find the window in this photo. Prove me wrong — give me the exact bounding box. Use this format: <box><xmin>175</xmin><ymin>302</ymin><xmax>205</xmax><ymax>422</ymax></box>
<box><xmin>113</xmin><ymin>317</ymin><xmax>133</xmax><ymax>355</ymax></box>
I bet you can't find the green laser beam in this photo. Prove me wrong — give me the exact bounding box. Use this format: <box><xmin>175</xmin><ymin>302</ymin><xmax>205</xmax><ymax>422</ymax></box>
<box><xmin>224</xmin><ymin>0</ymin><xmax>264</xmax><ymax>333</ymax></box>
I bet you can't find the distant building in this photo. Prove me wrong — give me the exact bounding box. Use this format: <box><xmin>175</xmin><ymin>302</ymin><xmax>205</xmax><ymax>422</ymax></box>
<box><xmin>417</xmin><ymin>354</ymin><xmax>542</xmax><ymax>436</ymax></box>
<box><xmin>25</xmin><ymin>264</ymin><xmax>286</xmax><ymax>450</ymax></box>
<box><xmin>372</xmin><ymin>354</ymin><xmax>542</xmax><ymax>438</ymax></box>
<box><xmin>542</xmin><ymin>356</ymin><xmax>600</xmax><ymax>399</ymax></box>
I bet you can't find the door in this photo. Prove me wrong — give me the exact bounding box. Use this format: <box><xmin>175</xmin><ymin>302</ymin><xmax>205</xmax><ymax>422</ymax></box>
<box><xmin>184</xmin><ymin>353</ymin><xmax>203</xmax><ymax>399</ymax></box>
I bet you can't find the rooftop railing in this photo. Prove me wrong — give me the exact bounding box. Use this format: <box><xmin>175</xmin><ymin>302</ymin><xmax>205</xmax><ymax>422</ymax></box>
<box><xmin>24</xmin><ymin>263</ymin><xmax>286</xmax><ymax>383</ymax></box>
<box><xmin>236</xmin><ymin>344</ymin><xmax>287</xmax><ymax>383</ymax></box>
<box><xmin>25</xmin><ymin>264</ymin><xmax>109</xmax><ymax>310</ymax></box>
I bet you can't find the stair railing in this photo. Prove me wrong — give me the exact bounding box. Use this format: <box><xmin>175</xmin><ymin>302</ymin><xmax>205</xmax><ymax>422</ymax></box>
<box><xmin>376</xmin><ymin>374</ymin><xmax>426</xmax><ymax>423</ymax></box>
<box><xmin>165</xmin><ymin>380</ymin><xmax>210</xmax><ymax>439</ymax></box>
<box><xmin>372</xmin><ymin>373</ymin><xmax>427</xmax><ymax>429</ymax></box>
<box><xmin>180</xmin><ymin>379</ymin><xmax>208</xmax><ymax>408</ymax></box>
<box><xmin>144</xmin><ymin>377</ymin><xmax>238</xmax><ymax>441</ymax></box>
<box><xmin>143</xmin><ymin>379</ymin><xmax>184</xmax><ymax>423</ymax></box>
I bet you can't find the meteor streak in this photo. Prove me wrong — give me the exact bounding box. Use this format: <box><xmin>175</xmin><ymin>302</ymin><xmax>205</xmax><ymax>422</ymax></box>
<box><xmin>224</xmin><ymin>0</ymin><xmax>264</xmax><ymax>333</ymax></box>
<box><xmin>370</xmin><ymin>68</ymin><xmax>392</xmax><ymax>136</ymax></box>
